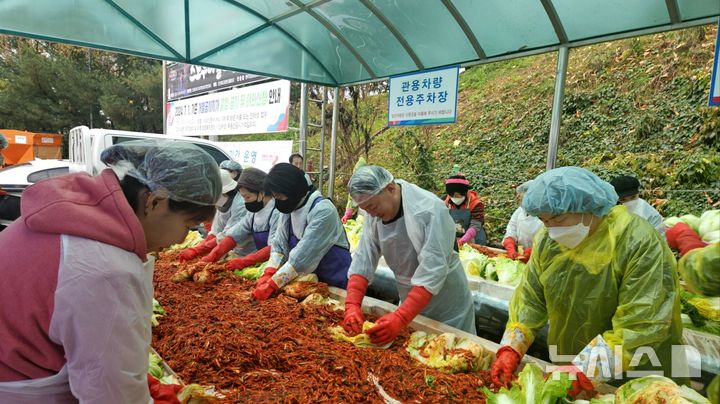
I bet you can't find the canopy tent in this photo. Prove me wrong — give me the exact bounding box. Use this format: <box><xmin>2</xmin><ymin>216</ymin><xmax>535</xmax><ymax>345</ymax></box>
<box><xmin>0</xmin><ymin>1</ymin><xmax>718</xmax><ymax>196</ymax></box>
<box><xmin>0</xmin><ymin>0</ymin><xmax>717</xmax><ymax>87</ymax></box>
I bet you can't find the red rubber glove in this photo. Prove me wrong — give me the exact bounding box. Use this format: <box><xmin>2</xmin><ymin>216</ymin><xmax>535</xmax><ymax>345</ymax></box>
<box><xmin>458</xmin><ymin>227</ymin><xmax>477</xmax><ymax>246</ymax></box>
<box><xmin>256</xmin><ymin>267</ymin><xmax>278</xmax><ymax>286</ymax></box>
<box><xmin>252</xmin><ymin>278</ymin><xmax>279</xmax><ymax>301</ymax></box>
<box><xmin>518</xmin><ymin>247</ymin><xmax>532</xmax><ymax>263</ymax></box>
<box><xmin>342</xmin><ymin>275</ymin><xmax>369</xmax><ymax>336</ymax></box>
<box><xmin>341</xmin><ymin>208</ymin><xmax>354</xmax><ymax>224</ymax></box>
<box><xmin>201</xmin><ymin>236</ymin><xmax>236</xmax><ymax>263</ymax></box>
<box><xmin>491</xmin><ymin>346</ymin><xmax>521</xmax><ymax>386</ymax></box>
<box><xmin>147</xmin><ymin>374</ymin><xmax>181</xmax><ymax>404</ymax></box>
<box><xmin>179</xmin><ymin>235</ymin><xmax>216</xmax><ymax>262</ymax></box>
<box><xmin>553</xmin><ymin>365</ymin><xmax>595</xmax><ymax>399</ymax></box>
<box><xmin>366</xmin><ymin>286</ymin><xmax>432</xmax><ymax>346</ymax></box>
<box><xmin>502</xmin><ymin>237</ymin><xmax>518</xmax><ymax>259</ymax></box>
<box><xmin>225</xmin><ymin>245</ymin><xmax>271</xmax><ymax>270</ymax></box>
<box><xmin>666</xmin><ymin>223</ymin><xmax>707</xmax><ymax>256</ymax></box>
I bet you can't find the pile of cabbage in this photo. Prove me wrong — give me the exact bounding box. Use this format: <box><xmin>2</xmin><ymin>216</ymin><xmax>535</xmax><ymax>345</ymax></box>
<box><xmin>613</xmin><ymin>375</ymin><xmax>711</xmax><ymax>403</ymax></box>
<box><xmin>458</xmin><ymin>244</ymin><xmax>526</xmax><ymax>287</ymax></box>
<box><xmin>406</xmin><ymin>331</ymin><xmax>493</xmax><ymax>374</ymax></box>
<box><xmin>680</xmin><ymin>290</ymin><xmax>720</xmax><ymax>336</ymax></box>
<box><xmin>343</xmin><ymin>216</ymin><xmax>364</xmax><ymax>252</ymax></box>
<box><xmin>664</xmin><ymin>210</ymin><xmax>720</xmax><ymax>244</ymax></box>
<box><xmin>484</xmin><ymin>365</ymin><xmax>712</xmax><ymax>404</ymax></box>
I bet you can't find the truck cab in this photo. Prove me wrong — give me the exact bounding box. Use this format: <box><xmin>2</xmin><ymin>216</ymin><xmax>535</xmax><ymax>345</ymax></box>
<box><xmin>69</xmin><ymin>126</ymin><xmax>233</xmax><ymax>175</ymax></box>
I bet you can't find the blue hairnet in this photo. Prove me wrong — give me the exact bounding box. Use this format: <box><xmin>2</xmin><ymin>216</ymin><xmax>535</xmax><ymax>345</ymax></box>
<box><xmin>100</xmin><ymin>140</ymin><xmax>222</xmax><ymax>206</ymax></box>
<box><xmin>348</xmin><ymin>165</ymin><xmax>394</xmax><ymax>204</ymax></box>
<box><xmin>219</xmin><ymin>159</ymin><xmax>243</xmax><ymax>172</ymax></box>
<box><xmin>516</xmin><ymin>180</ymin><xmax>534</xmax><ymax>194</ymax></box>
<box><xmin>522</xmin><ymin>166</ymin><xmax>618</xmax><ymax>216</ymax></box>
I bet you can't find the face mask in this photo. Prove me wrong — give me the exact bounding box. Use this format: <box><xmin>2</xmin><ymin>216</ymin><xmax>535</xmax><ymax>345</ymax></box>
<box><xmin>623</xmin><ymin>199</ymin><xmax>640</xmax><ymax>213</ymax></box>
<box><xmin>245</xmin><ymin>194</ymin><xmax>264</xmax><ymax>213</ymax></box>
<box><xmin>275</xmin><ymin>195</ymin><xmax>301</xmax><ymax>214</ymax></box>
<box><xmin>215</xmin><ymin>194</ymin><xmax>229</xmax><ymax>209</ymax></box>
<box><xmin>547</xmin><ymin>215</ymin><xmax>591</xmax><ymax>249</ymax></box>
<box><xmin>450</xmin><ymin>196</ymin><xmax>466</xmax><ymax>205</ymax></box>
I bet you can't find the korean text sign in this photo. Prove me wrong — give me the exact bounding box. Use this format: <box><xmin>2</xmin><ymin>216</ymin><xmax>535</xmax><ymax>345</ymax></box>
<box><xmin>388</xmin><ymin>66</ymin><xmax>459</xmax><ymax>126</ymax></box>
<box><xmin>219</xmin><ymin>140</ymin><xmax>293</xmax><ymax>173</ymax></box>
<box><xmin>166</xmin><ymin>80</ymin><xmax>290</xmax><ymax>136</ymax></box>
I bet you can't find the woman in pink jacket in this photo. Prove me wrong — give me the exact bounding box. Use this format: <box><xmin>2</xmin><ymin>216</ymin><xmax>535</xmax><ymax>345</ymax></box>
<box><xmin>0</xmin><ymin>140</ymin><xmax>221</xmax><ymax>403</ymax></box>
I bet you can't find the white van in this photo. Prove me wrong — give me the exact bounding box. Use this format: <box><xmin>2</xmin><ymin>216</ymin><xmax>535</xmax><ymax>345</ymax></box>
<box><xmin>69</xmin><ymin>126</ymin><xmax>233</xmax><ymax>175</ymax></box>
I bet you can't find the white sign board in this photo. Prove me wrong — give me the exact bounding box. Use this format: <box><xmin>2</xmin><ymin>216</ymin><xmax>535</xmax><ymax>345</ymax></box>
<box><xmin>219</xmin><ymin>140</ymin><xmax>293</xmax><ymax>173</ymax></box>
<box><xmin>710</xmin><ymin>19</ymin><xmax>720</xmax><ymax>107</ymax></box>
<box><xmin>388</xmin><ymin>66</ymin><xmax>459</xmax><ymax>126</ymax></box>
<box><xmin>166</xmin><ymin>80</ymin><xmax>290</xmax><ymax>136</ymax></box>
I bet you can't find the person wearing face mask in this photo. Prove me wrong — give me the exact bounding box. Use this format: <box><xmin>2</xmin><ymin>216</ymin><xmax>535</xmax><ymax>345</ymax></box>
<box><xmin>180</xmin><ymin>169</ymin><xmax>254</xmax><ymax>262</ymax></box>
<box><xmin>201</xmin><ymin>167</ymin><xmax>279</xmax><ymax>269</ymax></box>
<box><xmin>491</xmin><ymin>167</ymin><xmax>683</xmax><ymax>398</ymax></box>
<box><xmin>443</xmin><ymin>173</ymin><xmax>487</xmax><ymax>246</ymax></box>
<box><xmin>0</xmin><ymin>140</ymin><xmax>221</xmax><ymax>402</ymax></box>
<box><xmin>251</xmin><ymin>163</ymin><xmax>351</xmax><ymax>300</ymax></box>
<box><xmin>341</xmin><ymin>166</ymin><xmax>475</xmax><ymax>347</ymax></box>
<box><xmin>502</xmin><ymin>180</ymin><xmax>544</xmax><ymax>262</ymax></box>
<box><xmin>610</xmin><ymin>175</ymin><xmax>664</xmax><ymax>235</ymax></box>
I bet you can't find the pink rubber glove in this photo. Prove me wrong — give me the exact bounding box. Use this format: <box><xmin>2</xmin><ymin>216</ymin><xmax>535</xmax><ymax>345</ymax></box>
<box><xmin>342</xmin><ymin>275</ymin><xmax>369</xmax><ymax>336</ymax></box>
<box><xmin>341</xmin><ymin>208</ymin><xmax>354</xmax><ymax>224</ymax></box>
<box><xmin>458</xmin><ymin>227</ymin><xmax>477</xmax><ymax>246</ymax></box>
<box><xmin>366</xmin><ymin>286</ymin><xmax>432</xmax><ymax>346</ymax></box>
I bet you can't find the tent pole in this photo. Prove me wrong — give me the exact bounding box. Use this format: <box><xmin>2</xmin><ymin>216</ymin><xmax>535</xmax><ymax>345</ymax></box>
<box><xmin>546</xmin><ymin>46</ymin><xmax>569</xmax><ymax>170</ymax></box>
<box><xmin>299</xmin><ymin>82</ymin><xmax>309</xmax><ymax>170</ymax></box>
<box><xmin>328</xmin><ymin>87</ymin><xmax>340</xmax><ymax>200</ymax></box>
<box><xmin>162</xmin><ymin>61</ymin><xmax>167</xmax><ymax>134</ymax></box>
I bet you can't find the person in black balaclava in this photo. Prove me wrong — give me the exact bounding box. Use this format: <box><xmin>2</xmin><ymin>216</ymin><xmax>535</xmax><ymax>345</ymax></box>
<box><xmin>251</xmin><ymin>163</ymin><xmax>351</xmax><ymax>301</ymax></box>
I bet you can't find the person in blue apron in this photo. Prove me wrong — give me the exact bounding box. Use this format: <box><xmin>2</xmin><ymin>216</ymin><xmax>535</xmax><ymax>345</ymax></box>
<box><xmin>444</xmin><ymin>173</ymin><xmax>487</xmax><ymax>246</ymax></box>
<box><xmin>341</xmin><ymin>165</ymin><xmax>476</xmax><ymax>347</ymax></box>
<box><xmin>252</xmin><ymin>163</ymin><xmax>351</xmax><ymax>301</ymax></box>
<box><xmin>201</xmin><ymin>167</ymin><xmax>279</xmax><ymax>269</ymax></box>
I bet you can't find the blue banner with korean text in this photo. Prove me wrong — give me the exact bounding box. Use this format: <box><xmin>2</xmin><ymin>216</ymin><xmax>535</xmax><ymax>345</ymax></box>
<box><xmin>388</xmin><ymin>66</ymin><xmax>459</xmax><ymax>126</ymax></box>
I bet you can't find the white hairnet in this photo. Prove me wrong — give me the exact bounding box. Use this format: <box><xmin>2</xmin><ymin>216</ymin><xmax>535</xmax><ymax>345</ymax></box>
<box><xmin>219</xmin><ymin>159</ymin><xmax>243</xmax><ymax>172</ymax></box>
<box><xmin>516</xmin><ymin>180</ymin><xmax>534</xmax><ymax>194</ymax></box>
<box><xmin>100</xmin><ymin>140</ymin><xmax>222</xmax><ymax>206</ymax></box>
<box><xmin>522</xmin><ymin>166</ymin><xmax>618</xmax><ymax>217</ymax></box>
<box><xmin>347</xmin><ymin>165</ymin><xmax>394</xmax><ymax>204</ymax></box>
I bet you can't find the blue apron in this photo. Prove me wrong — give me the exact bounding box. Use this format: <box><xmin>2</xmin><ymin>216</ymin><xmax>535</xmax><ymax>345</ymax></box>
<box><xmin>250</xmin><ymin>208</ymin><xmax>274</xmax><ymax>250</ymax></box>
<box><xmin>288</xmin><ymin>197</ymin><xmax>350</xmax><ymax>289</ymax></box>
<box><xmin>449</xmin><ymin>206</ymin><xmax>487</xmax><ymax>245</ymax></box>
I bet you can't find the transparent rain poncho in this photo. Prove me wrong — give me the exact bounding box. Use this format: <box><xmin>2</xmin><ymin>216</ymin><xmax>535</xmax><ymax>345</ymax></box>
<box><xmin>522</xmin><ymin>166</ymin><xmax>618</xmax><ymax>216</ymax></box>
<box><xmin>347</xmin><ymin>165</ymin><xmax>394</xmax><ymax>205</ymax></box>
<box><xmin>100</xmin><ymin>140</ymin><xmax>221</xmax><ymax>206</ymax></box>
<box><xmin>502</xmin><ymin>206</ymin><xmax>684</xmax><ymax>382</ymax></box>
